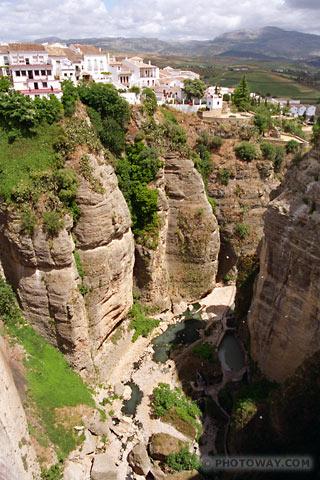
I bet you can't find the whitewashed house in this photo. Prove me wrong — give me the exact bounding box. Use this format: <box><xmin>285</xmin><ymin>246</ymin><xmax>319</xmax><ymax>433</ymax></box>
<box><xmin>8</xmin><ymin>43</ymin><xmax>62</xmax><ymax>99</ymax></box>
<box><xmin>122</xmin><ymin>57</ymin><xmax>159</xmax><ymax>88</ymax></box>
<box><xmin>46</xmin><ymin>44</ymin><xmax>82</xmax><ymax>85</ymax></box>
<box><xmin>289</xmin><ymin>103</ymin><xmax>316</xmax><ymax>119</ymax></box>
<box><xmin>70</xmin><ymin>44</ymin><xmax>110</xmax><ymax>83</ymax></box>
<box><xmin>0</xmin><ymin>45</ymin><xmax>9</xmax><ymax>77</ymax></box>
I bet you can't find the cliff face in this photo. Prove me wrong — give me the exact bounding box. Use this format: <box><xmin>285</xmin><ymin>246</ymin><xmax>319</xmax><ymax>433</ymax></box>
<box><xmin>0</xmin><ymin>337</ymin><xmax>40</xmax><ymax>480</ymax></box>
<box><xmin>165</xmin><ymin>153</ymin><xmax>220</xmax><ymax>300</ymax></box>
<box><xmin>0</xmin><ymin>151</ymin><xmax>134</xmax><ymax>372</ymax></box>
<box><xmin>134</xmin><ymin>152</ymin><xmax>220</xmax><ymax>305</ymax></box>
<box><xmin>248</xmin><ymin>144</ymin><xmax>320</xmax><ymax>382</ymax></box>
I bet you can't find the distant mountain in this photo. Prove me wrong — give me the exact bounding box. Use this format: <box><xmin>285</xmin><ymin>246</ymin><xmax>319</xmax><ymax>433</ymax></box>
<box><xmin>35</xmin><ymin>27</ymin><xmax>320</xmax><ymax>59</ymax></box>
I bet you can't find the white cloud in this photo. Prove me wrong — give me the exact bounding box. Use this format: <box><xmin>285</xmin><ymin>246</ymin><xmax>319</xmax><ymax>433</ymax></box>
<box><xmin>0</xmin><ymin>0</ymin><xmax>320</xmax><ymax>42</ymax></box>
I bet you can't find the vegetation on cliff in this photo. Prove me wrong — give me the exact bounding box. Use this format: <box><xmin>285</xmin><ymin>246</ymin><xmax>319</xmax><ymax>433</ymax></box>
<box><xmin>0</xmin><ymin>276</ymin><xmax>94</xmax><ymax>459</ymax></box>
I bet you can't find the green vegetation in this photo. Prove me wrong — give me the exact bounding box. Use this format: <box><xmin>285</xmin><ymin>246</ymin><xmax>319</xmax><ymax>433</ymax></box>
<box><xmin>0</xmin><ymin>90</ymin><xmax>63</xmax><ymax>138</ymax></box>
<box><xmin>183</xmin><ymin>78</ymin><xmax>207</xmax><ymax>100</ymax></box>
<box><xmin>232</xmin><ymin>75</ymin><xmax>250</xmax><ymax>111</ymax></box>
<box><xmin>234</xmin><ymin>222</ymin><xmax>250</xmax><ymax>239</ymax></box>
<box><xmin>192</xmin><ymin>343</ymin><xmax>216</xmax><ymax>362</ymax></box>
<box><xmin>78</xmin><ymin>82</ymin><xmax>130</xmax><ymax>155</ymax></box>
<box><xmin>0</xmin><ymin>75</ymin><xmax>11</xmax><ymax>92</ymax></box>
<box><xmin>286</xmin><ymin>139</ymin><xmax>300</xmax><ymax>153</ymax></box>
<box><xmin>161</xmin><ymin>107</ymin><xmax>178</xmax><ymax>124</ymax></box>
<box><xmin>254</xmin><ymin>111</ymin><xmax>272</xmax><ymax>135</ymax></box>
<box><xmin>235</xmin><ymin>141</ymin><xmax>258</xmax><ymax>162</ymax></box>
<box><xmin>128</xmin><ymin>297</ymin><xmax>160</xmax><ymax>342</ymax></box>
<box><xmin>141</xmin><ymin>87</ymin><xmax>158</xmax><ymax>116</ymax></box>
<box><xmin>167</xmin><ymin>446</ymin><xmax>199</xmax><ymax>472</ymax></box>
<box><xmin>0</xmin><ymin>276</ymin><xmax>94</xmax><ymax>458</ymax></box>
<box><xmin>151</xmin><ymin>383</ymin><xmax>202</xmax><ymax>438</ymax></box>
<box><xmin>61</xmin><ymin>79</ymin><xmax>78</xmax><ymax>117</ymax></box>
<box><xmin>218</xmin><ymin>168</ymin><xmax>231</xmax><ymax>186</ymax></box>
<box><xmin>41</xmin><ymin>462</ymin><xmax>63</xmax><ymax>480</ymax></box>
<box><xmin>233</xmin><ymin>379</ymin><xmax>276</xmax><ymax>430</ymax></box>
<box><xmin>43</xmin><ymin>211</ymin><xmax>65</xmax><ymax>236</ymax></box>
<box><xmin>260</xmin><ymin>142</ymin><xmax>286</xmax><ymax>172</ymax></box>
<box><xmin>116</xmin><ymin>140</ymin><xmax>162</xmax><ymax>246</ymax></box>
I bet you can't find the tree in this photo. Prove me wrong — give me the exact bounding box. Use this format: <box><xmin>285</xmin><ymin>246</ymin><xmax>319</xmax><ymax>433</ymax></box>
<box><xmin>254</xmin><ymin>112</ymin><xmax>271</xmax><ymax>135</ymax></box>
<box><xmin>183</xmin><ymin>78</ymin><xmax>207</xmax><ymax>101</ymax></box>
<box><xmin>0</xmin><ymin>75</ymin><xmax>11</xmax><ymax>92</ymax></box>
<box><xmin>141</xmin><ymin>87</ymin><xmax>157</xmax><ymax>115</ymax></box>
<box><xmin>235</xmin><ymin>142</ymin><xmax>258</xmax><ymax>162</ymax></box>
<box><xmin>233</xmin><ymin>76</ymin><xmax>250</xmax><ymax>111</ymax></box>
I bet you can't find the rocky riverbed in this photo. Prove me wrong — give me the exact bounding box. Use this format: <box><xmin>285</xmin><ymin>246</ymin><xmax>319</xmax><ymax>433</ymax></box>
<box><xmin>61</xmin><ymin>285</ymin><xmax>249</xmax><ymax>480</ymax></box>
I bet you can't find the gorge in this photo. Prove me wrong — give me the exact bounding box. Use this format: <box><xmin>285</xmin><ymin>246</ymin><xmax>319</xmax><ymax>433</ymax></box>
<box><xmin>0</xmin><ymin>89</ymin><xmax>319</xmax><ymax>480</ymax></box>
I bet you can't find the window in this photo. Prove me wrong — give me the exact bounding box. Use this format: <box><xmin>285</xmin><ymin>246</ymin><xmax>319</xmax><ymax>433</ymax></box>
<box><xmin>16</xmin><ymin>71</ymin><xmax>21</xmax><ymax>77</ymax></box>
<box><xmin>87</xmin><ymin>60</ymin><xmax>92</xmax><ymax>71</ymax></box>
<box><xmin>94</xmin><ymin>59</ymin><xmax>98</xmax><ymax>70</ymax></box>
<box><xmin>47</xmin><ymin>70</ymin><xmax>51</xmax><ymax>76</ymax></box>
<box><xmin>64</xmin><ymin>73</ymin><xmax>67</xmax><ymax>77</ymax></box>
<box><xmin>35</xmin><ymin>70</ymin><xmax>39</xmax><ymax>76</ymax></box>
<box><xmin>26</xmin><ymin>58</ymin><xmax>30</xmax><ymax>64</ymax></box>
<box><xmin>41</xmin><ymin>70</ymin><xmax>46</xmax><ymax>76</ymax></box>
<box><xmin>21</xmin><ymin>70</ymin><xmax>26</xmax><ymax>76</ymax></box>
<box><xmin>34</xmin><ymin>82</ymin><xmax>39</xmax><ymax>90</ymax></box>
<box><xmin>43</xmin><ymin>82</ymin><xmax>47</xmax><ymax>88</ymax></box>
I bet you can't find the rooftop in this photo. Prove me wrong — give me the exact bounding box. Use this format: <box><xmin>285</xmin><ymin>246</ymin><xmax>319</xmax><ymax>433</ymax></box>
<box><xmin>72</xmin><ymin>44</ymin><xmax>104</xmax><ymax>55</ymax></box>
<box><xmin>9</xmin><ymin>43</ymin><xmax>46</xmax><ymax>52</ymax></box>
<box><xmin>46</xmin><ymin>45</ymin><xmax>82</xmax><ymax>63</ymax></box>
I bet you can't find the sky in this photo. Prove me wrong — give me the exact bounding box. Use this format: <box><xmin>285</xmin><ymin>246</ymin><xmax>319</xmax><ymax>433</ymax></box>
<box><xmin>1</xmin><ymin>0</ymin><xmax>320</xmax><ymax>42</ymax></box>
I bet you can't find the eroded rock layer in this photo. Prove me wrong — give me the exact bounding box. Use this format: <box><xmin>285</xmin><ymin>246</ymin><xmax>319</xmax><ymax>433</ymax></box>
<box><xmin>0</xmin><ymin>152</ymin><xmax>134</xmax><ymax>371</ymax></box>
<box><xmin>248</xmin><ymin>144</ymin><xmax>320</xmax><ymax>381</ymax></box>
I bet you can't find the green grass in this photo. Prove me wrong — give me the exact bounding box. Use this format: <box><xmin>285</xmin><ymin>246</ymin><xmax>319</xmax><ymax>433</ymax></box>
<box><xmin>0</xmin><ymin>123</ymin><xmax>61</xmax><ymax>203</ymax></box>
<box><xmin>211</xmin><ymin>69</ymin><xmax>320</xmax><ymax>102</ymax></box>
<box><xmin>128</xmin><ymin>298</ymin><xmax>160</xmax><ymax>342</ymax></box>
<box><xmin>0</xmin><ymin>276</ymin><xmax>94</xmax><ymax>458</ymax></box>
<box><xmin>151</xmin><ymin>383</ymin><xmax>202</xmax><ymax>439</ymax></box>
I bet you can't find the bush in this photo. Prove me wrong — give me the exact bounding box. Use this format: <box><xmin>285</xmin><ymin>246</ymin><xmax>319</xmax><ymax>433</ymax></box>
<box><xmin>43</xmin><ymin>211</ymin><xmax>65</xmax><ymax>236</ymax></box>
<box><xmin>192</xmin><ymin>343</ymin><xmax>215</xmax><ymax>362</ymax></box>
<box><xmin>234</xmin><ymin>222</ymin><xmax>250</xmax><ymax>239</ymax></box>
<box><xmin>20</xmin><ymin>208</ymin><xmax>36</xmax><ymax>235</ymax></box>
<box><xmin>235</xmin><ymin>142</ymin><xmax>258</xmax><ymax>162</ymax></box>
<box><xmin>286</xmin><ymin>139</ymin><xmax>300</xmax><ymax>153</ymax></box>
<box><xmin>142</xmin><ymin>87</ymin><xmax>158</xmax><ymax>116</ymax></box>
<box><xmin>128</xmin><ymin>298</ymin><xmax>160</xmax><ymax>342</ymax></box>
<box><xmin>209</xmin><ymin>136</ymin><xmax>224</xmax><ymax>151</ymax></box>
<box><xmin>260</xmin><ymin>142</ymin><xmax>276</xmax><ymax>161</ymax></box>
<box><xmin>61</xmin><ymin>79</ymin><xmax>78</xmax><ymax>117</ymax></box>
<box><xmin>218</xmin><ymin>168</ymin><xmax>231</xmax><ymax>186</ymax></box>
<box><xmin>167</xmin><ymin>447</ymin><xmax>199</xmax><ymax>472</ymax></box>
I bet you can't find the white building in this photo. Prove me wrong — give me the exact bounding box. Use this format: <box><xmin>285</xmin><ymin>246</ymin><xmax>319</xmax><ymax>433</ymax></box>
<box><xmin>46</xmin><ymin>44</ymin><xmax>82</xmax><ymax>85</ymax></box>
<box><xmin>162</xmin><ymin>66</ymin><xmax>200</xmax><ymax>81</ymax></box>
<box><xmin>8</xmin><ymin>43</ymin><xmax>62</xmax><ymax>99</ymax></box>
<box><xmin>289</xmin><ymin>103</ymin><xmax>316</xmax><ymax>119</ymax></box>
<box><xmin>122</xmin><ymin>57</ymin><xmax>159</xmax><ymax>88</ymax></box>
<box><xmin>70</xmin><ymin>44</ymin><xmax>110</xmax><ymax>83</ymax></box>
<box><xmin>0</xmin><ymin>45</ymin><xmax>9</xmax><ymax>77</ymax></box>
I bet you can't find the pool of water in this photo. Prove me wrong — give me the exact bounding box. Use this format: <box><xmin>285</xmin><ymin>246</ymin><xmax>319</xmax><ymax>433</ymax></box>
<box><xmin>218</xmin><ymin>333</ymin><xmax>245</xmax><ymax>372</ymax></box>
<box><xmin>121</xmin><ymin>381</ymin><xmax>143</xmax><ymax>416</ymax></box>
<box><xmin>152</xmin><ymin>314</ymin><xmax>206</xmax><ymax>363</ymax></box>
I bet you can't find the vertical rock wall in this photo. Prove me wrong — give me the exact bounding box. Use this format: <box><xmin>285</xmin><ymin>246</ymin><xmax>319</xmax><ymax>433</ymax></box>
<box><xmin>0</xmin><ymin>153</ymin><xmax>134</xmax><ymax>372</ymax></box>
<box><xmin>248</xmin><ymin>144</ymin><xmax>320</xmax><ymax>381</ymax></box>
<box><xmin>0</xmin><ymin>337</ymin><xmax>40</xmax><ymax>480</ymax></box>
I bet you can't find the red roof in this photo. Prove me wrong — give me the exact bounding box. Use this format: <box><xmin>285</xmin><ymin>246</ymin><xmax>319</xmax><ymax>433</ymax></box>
<box><xmin>20</xmin><ymin>88</ymin><xmax>62</xmax><ymax>94</ymax></box>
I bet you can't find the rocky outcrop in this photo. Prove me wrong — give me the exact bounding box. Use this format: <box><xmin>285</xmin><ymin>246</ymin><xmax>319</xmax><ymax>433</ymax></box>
<box><xmin>165</xmin><ymin>153</ymin><xmax>220</xmax><ymax>300</ymax></box>
<box><xmin>248</xmin><ymin>144</ymin><xmax>320</xmax><ymax>381</ymax></box>
<box><xmin>207</xmin><ymin>139</ymin><xmax>280</xmax><ymax>280</ymax></box>
<box><xmin>0</xmin><ymin>152</ymin><xmax>134</xmax><ymax>372</ymax></box>
<box><xmin>0</xmin><ymin>337</ymin><xmax>40</xmax><ymax>480</ymax></box>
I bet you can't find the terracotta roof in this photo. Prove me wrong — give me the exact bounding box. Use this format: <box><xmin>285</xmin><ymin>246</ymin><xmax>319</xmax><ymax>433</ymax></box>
<box><xmin>0</xmin><ymin>45</ymin><xmax>8</xmax><ymax>54</ymax></box>
<box><xmin>72</xmin><ymin>44</ymin><xmax>104</xmax><ymax>55</ymax></box>
<box><xmin>9</xmin><ymin>43</ymin><xmax>46</xmax><ymax>52</ymax></box>
<box><xmin>47</xmin><ymin>46</ymin><xmax>82</xmax><ymax>63</ymax></box>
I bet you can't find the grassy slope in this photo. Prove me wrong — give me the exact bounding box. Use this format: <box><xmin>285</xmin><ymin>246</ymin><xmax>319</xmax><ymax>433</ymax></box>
<box><xmin>0</xmin><ymin>123</ymin><xmax>60</xmax><ymax>202</ymax></box>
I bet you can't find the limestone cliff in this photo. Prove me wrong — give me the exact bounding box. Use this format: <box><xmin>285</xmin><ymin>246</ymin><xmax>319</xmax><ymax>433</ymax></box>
<box><xmin>0</xmin><ymin>337</ymin><xmax>40</xmax><ymax>480</ymax></box>
<box><xmin>248</xmin><ymin>143</ymin><xmax>320</xmax><ymax>382</ymax></box>
<box><xmin>165</xmin><ymin>153</ymin><xmax>220</xmax><ymax>300</ymax></box>
<box><xmin>0</xmin><ymin>151</ymin><xmax>134</xmax><ymax>372</ymax></box>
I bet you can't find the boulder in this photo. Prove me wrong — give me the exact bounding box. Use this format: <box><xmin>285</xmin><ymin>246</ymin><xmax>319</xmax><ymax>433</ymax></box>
<box><xmin>83</xmin><ymin>411</ymin><xmax>111</xmax><ymax>437</ymax></box>
<box><xmin>127</xmin><ymin>442</ymin><xmax>151</xmax><ymax>476</ymax></box>
<box><xmin>63</xmin><ymin>457</ymin><xmax>92</xmax><ymax>480</ymax></box>
<box><xmin>149</xmin><ymin>433</ymin><xmax>187</xmax><ymax>461</ymax></box>
<box><xmin>91</xmin><ymin>453</ymin><xmax>119</xmax><ymax>480</ymax></box>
